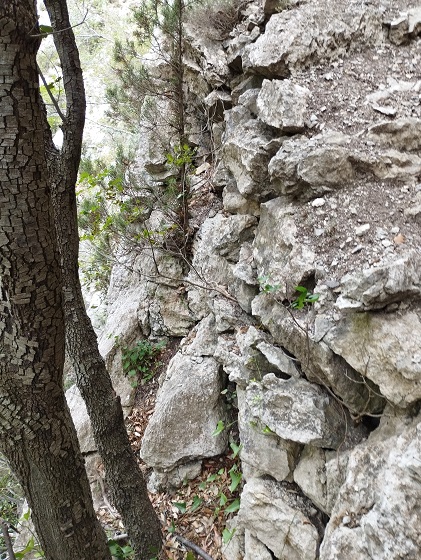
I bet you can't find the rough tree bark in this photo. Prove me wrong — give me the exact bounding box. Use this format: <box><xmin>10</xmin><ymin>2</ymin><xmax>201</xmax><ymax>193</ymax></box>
<box><xmin>40</xmin><ymin>1</ymin><xmax>162</xmax><ymax>558</ymax></box>
<box><xmin>0</xmin><ymin>2</ymin><xmax>111</xmax><ymax>559</ymax></box>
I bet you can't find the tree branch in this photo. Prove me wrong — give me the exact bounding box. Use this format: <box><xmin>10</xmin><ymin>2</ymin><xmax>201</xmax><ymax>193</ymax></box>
<box><xmin>175</xmin><ymin>534</ymin><xmax>214</xmax><ymax>560</ymax></box>
<box><xmin>0</xmin><ymin>519</ymin><xmax>16</xmax><ymax>560</ymax></box>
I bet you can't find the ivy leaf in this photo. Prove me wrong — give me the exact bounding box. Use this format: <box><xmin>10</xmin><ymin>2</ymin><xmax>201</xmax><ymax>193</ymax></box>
<box><xmin>230</xmin><ymin>442</ymin><xmax>242</xmax><ymax>459</ymax></box>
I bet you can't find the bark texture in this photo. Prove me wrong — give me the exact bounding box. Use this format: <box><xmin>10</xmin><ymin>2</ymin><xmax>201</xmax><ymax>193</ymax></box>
<box><xmin>0</xmin><ymin>2</ymin><xmax>111</xmax><ymax>559</ymax></box>
<box><xmin>42</xmin><ymin>1</ymin><xmax>162</xmax><ymax>557</ymax></box>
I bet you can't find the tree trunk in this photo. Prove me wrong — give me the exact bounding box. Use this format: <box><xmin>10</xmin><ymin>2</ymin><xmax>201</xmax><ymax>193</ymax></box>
<box><xmin>0</xmin><ymin>3</ymin><xmax>111</xmax><ymax>559</ymax></box>
<box><xmin>41</xmin><ymin>1</ymin><xmax>162</xmax><ymax>557</ymax></box>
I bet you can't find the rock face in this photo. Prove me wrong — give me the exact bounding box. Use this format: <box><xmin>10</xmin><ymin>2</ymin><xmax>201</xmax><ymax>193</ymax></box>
<box><xmin>80</xmin><ymin>0</ymin><xmax>421</xmax><ymax>558</ymax></box>
<box><xmin>140</xmin><ymin>353</ymin><xmax>227</xmax><ymax>486</ymax></box>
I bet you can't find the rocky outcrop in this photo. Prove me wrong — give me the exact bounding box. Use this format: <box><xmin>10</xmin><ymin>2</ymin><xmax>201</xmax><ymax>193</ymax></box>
<box><xmin>81</xmin><ymin>0</ymin><xmax>421</xmax><ymax>558</ymax></box>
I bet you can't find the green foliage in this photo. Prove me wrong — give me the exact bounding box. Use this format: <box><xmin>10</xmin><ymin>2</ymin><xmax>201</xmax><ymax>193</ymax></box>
<box><xmin>0</xmin><ymin>458</ymin><xmax>23</xmax><ymax>554</ymax></box>
<box><xmin>222</xmin><ymin>527</ymin><xmax>236</xmax><ymax>544</ymax></box>
<box><xmin>166</xmin><ymin>144</ymin><xmax>196</xmax><ymax>168</ymax></box>
<box><xmin>258</xmin><ymin>275</ymin><xmax>280</xmax><ymax>294</ymax></box>
<box><xmin>13</xmin><ymin>511</ymin><xmax>44</xmax><ymax>559</ymax></box>
<box><xmin>121</xmin><ymin>339</ymin><xmax>165</xmax><ymax>386</ymax></box>
<box><xmin>291</xmin><ymin>285</ymin><xmax>320</xmax><ymax>309</ymax></box>
<box><xmin>108</xmin><ymin>539</ymin><xmax>134</xmax><ymax>559</ymax></box>
<box><xmin>258</xmin><ymin>277</ymin><xmax>320</xmax><ymax>309</ymax></box>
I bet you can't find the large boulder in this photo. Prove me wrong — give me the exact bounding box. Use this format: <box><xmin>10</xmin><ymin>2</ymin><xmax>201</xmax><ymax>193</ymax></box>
<box><xmin>252</xmin><ymin>294</ymin><xmax>385</xmax><ymax>415</ymax></box>
<box><xmin>253</xmin><ymin>199</ymin><xmax>316</xmax><ymax>299</ymax></box>
<box><xmin>256</xmin><ymin>79</ymin><xmax>310</xmax><ymax>132</ymax></box>
<box><xmin>245</xmin><ymin>374</ymin><xmax>353</xmax><ymax>449</ymax></box>
<box><xmin>242</xmin><ymin>1</ymin><xmax>382</xmax><ymax>77</ymax></box>
<box><xmin>335</xmin><ymin>249</ymin><xmax>421</xmax><ymax>311</ymax></box>
<box><xmin>268</xmin><ymin>134</ymin><xmax>354</xmax><ymax>198</ymax></box>
<box><xmin>140</xmin><ymin>353</ymin><xmax>227</xmax><ymax>474</ymax></box>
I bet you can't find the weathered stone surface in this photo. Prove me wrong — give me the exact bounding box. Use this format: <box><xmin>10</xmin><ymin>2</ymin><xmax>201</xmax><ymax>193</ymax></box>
<box><xmin>387</xmin><ymin>7</ymin><xmax>421</xmax><ymax>45</ymax></box>
<box><xmin>140</xmin><ymin>353</ymin><xmax>227</xmax><ymax>471</ymax></box>
<box><xmin>244</xmin><ymin>531</ymin><xmax>273</xmax><ymax>560</ymax></box>
<box><xmin>238</xmin><ymin>477</ymin><xmax>320</xmax><ymax>560</ymax></box>
<box><xmin>368</xmin><ymin>117</ymin><xmax>421</xmax><ymax>152</ymax></box>
<box><xmin>255</xmin><ymin>341</ymin><xmax>301</xmax><ymax>378</ymax></box>
<box><xmin>246</xmin><ymin>374</ymin><xmax>349</xmax><ymax>449</ymax></box>
<box><xmin>187</xmin><ymin>213</ymin><xmax>238</xmax><ymax>319</ymax></box>
<box><xmin>404</xmin><ymin>192</ymin><xmax>421</xmax><ymax>224</ymax></box>
<box><xmin>324</xmin><ymin>310</ymin><xmax>421</xmax><ymax>407</ymax></box>
<box><xmin>243</xmin><ymin>2</ymin><xmax>382</xmax><ymax>77</ymax></box>
<box><xmin>222</xmin><ymin>517</ymin><xmax>244</xmax><ymax>560</ymax></box>
<box><xmin>252</xmin><ymin>294</ymin><xmax>385</xmax><ymax>415</ymax></box>
<box><xmin>356</xmin><ymin>148</ymin><xmax>421</xmax><ymax>181</ymax></box>
<box><xmin>253</xmin><ymin>199</ymin><xmax>316</xmax><ymax>298</ymax></box>
<box><xmin>335</xmin><ymin>250</ymin><xmax>421</xmax><ymax>311</ymax></box>
<box><xmin>268</xmin><ymin>134</ymin><xmax>354</xmax><ymax>198</ymax></box>
<box><xmin>147</xmin><ymin>460</ymin><xmax>202</xmax><ymax>493</ymax></box>
<box><xmin>223</xmin><ymin>106</ymin><xmax>282</xmax><ymax>198</ymax></box>
<box><xmin>294</xmin><ymin>446</ymin><xmax>328</xmax><ymax>513</ymax></box>
<box><xmin>238</xmin><ymin>388</ymin><xmax>301</xmax><ymax>482</ymax></box>
<box><xmin>223</xmin><ymin>182</ymin><xmax>261</xmax><ymax>216</ymax></box>
<box><xmin>256</xmin><ymin>79</ymin><xmax>310</xmax><ymax>132</ymax></box>
<box><xmin>180</xmin><ymin>313</ymin><xmax>218</xmax><ymax>357</ymax></box>
<box><xmin>184</xmin><ymin>22</ymin><xmax>230</xmax><ymax>87</ymax></box>
<box><xmin>320</xmin><ymin>415</ymin><xmax>421</xmax><ymax>560</ymax></box>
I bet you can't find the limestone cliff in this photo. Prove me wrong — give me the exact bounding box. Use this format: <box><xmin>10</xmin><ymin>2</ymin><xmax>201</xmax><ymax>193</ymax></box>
<box><xmin>86</xmin><ymin>0</ymin><xmax>421</xmax><ymax>558</ymax></box>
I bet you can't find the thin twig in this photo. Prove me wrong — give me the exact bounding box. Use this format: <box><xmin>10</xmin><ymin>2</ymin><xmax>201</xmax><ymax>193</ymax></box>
<box><xmin>175</xmin><ymin>534</ymin><xmax>214</xmax><ymax>560</ymax></box>
<box><xmin>37</xmin><ymin>64</ymin><xmax>66</xmax><ymax>121</ymax></box>
<box><xmin>30</xmin><ymin>10</ymin><xmax>88</xmax><ymax>37</ymax></box>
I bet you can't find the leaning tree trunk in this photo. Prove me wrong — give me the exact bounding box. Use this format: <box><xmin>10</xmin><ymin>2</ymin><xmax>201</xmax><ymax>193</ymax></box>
<box><xmin>0</xmin><ymin>3</ymin><xmax>111</xmax><ymax>559</ymax></box>
<box><xmin>42</xmin><ymin>1</ymin><xmax>162</xmax><ymax>557</ymax></box>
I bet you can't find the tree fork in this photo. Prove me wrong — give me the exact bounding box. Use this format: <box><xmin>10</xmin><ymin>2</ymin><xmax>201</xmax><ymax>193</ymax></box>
<box><xmin>0</xmin><ymin>2</ymin><xmax>111</xmax><ymax>558</ymax></box>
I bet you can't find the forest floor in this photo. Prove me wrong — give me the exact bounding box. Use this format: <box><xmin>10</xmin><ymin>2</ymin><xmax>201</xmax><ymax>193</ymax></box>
<box><xmin>100</xmin><ymin>340</ymin><xmax>240</xmax><ymax>560</ymax></box>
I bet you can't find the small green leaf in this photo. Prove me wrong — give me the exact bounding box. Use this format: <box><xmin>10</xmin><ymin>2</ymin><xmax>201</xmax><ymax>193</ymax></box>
<box><xmin>294</xmin><ymin>285</ymin><xmax>308</xmax><ymax>293</ymax></box>
<box><xmin>191</xmin><ymin>496</ymin><xmax>203</xmax><ymax>512</ymax></box>
<box><xmin>224</xmin><ymin>499</ymin><xmax>241</xmax><ymax>514</ymax></box>
<box><xmin>186</xmin><ymin>552</ymin><xmax>195</xmax><ymax>560</ymax></box>
<box><xmin>229</xmin><ymin>469</ymin><xmax>242</xmax><ymax>493</ymax></box>
<box><xmin>207</xmin><ymin>473</ymin><xmax>218</xmax><ymax>483</ymax></box>
<box><xmin>219</xmin><ymin>492</ymin><xmax>228</xmax><ymax>506</ymax></box>
<box><xmin>230</xmin><ymin>442</ymin><xmax>243</xmax><ymax>459</ymax></box>
<box><xmin>222</xmin><ymin>527</ymin><xmax>236</xmax><ymax>544</ymax></box>
<box><xmin>262</xmin><ymin>425</ymin><xmax>274</xmax><ymax>435</ymax></box>
<box><xmin>173</xmin><ymin>501</ymin><xmax>187</xmax><ymax>513</ymax></box>
<box><xmin>39</xmin><ymin>24</ymin><xmax>53</xmax><ymax>34</ymax></box>
<box><xmin>212</xmin><ymin>420</ymin><xmax>225</xmax><ymax>437</ymax></box>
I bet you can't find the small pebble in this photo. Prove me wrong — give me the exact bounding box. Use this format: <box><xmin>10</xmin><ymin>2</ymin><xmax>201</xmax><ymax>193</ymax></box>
<box><xmin>312</xmin><ymin>198</ymin><xmax>325</xmax><ymax>207</ymax></box>
<box><xmin>355</xmin><ymin>223</ymin><xmax>370</xmax><ymax>236</ymax></box>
